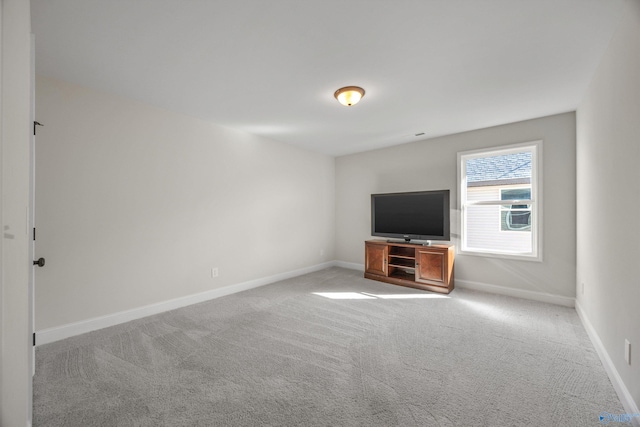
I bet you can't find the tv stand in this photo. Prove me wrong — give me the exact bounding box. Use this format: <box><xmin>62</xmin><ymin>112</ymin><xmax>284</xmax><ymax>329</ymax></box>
<box><xmin>365</xmin><ymin>240</ymin><xmax>455</xmax><ymax>294</ymax></box>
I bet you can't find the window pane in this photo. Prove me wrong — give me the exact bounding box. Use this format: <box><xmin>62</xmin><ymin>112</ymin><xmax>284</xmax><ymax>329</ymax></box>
<box><xmin>501</xmin><ymin>188</ymin><xmax>531</xmax><ymax>201</ymax></box>
<box><xmin>500</xmin><ymin>187</ymin><xmax>531</xmax><ymax>231</ymax></box>
<box><xmin>466</xmin><ymin>205</ymin><xmax>533</xmax><ymax>253</ymax></box>
<box><xmin>500</xmin><ymin>209</ymin><xmax>531</xmax><ymax>231</ymax></box>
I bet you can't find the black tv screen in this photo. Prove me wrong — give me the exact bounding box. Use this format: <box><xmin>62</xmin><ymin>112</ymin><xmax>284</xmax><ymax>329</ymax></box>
<box><xmin>371</xmin><ymin>190</ymin><xmax>450</xmax><ymax>242</ymax></box>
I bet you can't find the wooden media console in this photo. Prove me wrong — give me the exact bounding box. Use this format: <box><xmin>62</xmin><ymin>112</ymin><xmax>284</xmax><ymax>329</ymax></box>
<box><xmin>364</xmin><ymin>240</ymin><xmax>455</xmax><ymax>294</ymax></box>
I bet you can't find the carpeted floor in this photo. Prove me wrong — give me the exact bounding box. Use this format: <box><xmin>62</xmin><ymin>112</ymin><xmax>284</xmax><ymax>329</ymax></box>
<box><xmin>34</xmin><ymin>267</ymin><xmax>624</xmax><ymax>426</ymax></box>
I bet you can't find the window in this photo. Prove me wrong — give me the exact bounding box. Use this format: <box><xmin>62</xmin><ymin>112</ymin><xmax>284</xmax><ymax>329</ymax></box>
<box><xmin>458</xmin><ymin>141</ymin><xmax>541</xmax><ymax>260</ymax></box>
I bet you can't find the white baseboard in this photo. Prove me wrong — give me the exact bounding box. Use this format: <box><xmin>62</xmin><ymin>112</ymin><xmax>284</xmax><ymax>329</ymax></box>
<box><xmin>334</xmin><ymin>260</ymin><xmax>364</xmax><ymax>271</ymax></box>
<box><xmin>575</xmin><ymin>300</ymin><xmax>640</xmax><ymax>424</ymax></box>
<box><xmin>36</xmin><ymin>261</ymin><xmax>336</xmax><ymax>346</ymax></box>
<box><xmin>455</xmin><ymin>278</ymin><xmax>575</xmax><ymax>307</ymax></box>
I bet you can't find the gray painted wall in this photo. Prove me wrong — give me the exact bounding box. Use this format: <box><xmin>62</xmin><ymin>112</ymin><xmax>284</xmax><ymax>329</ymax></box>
<box><xmin>576</xmin><ymin>0</ymin><xmax>640</xmax><ymax>408</ymax></box>
<box><xmin>35</xmin><ymin>76</ymin><xmax>335</xmax><ymax>330</ymax></box>
<box><xmin>335</xmin><ymin>112</ymin><xmax>576</xmax><ymax>298</ymax></box>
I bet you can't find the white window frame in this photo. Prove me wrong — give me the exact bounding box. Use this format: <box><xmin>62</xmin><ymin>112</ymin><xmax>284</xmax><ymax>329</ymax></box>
<box><xmin>457</xmin><ymin>141</ymin><xmax>543</xmax><ymax>261</ymax></box>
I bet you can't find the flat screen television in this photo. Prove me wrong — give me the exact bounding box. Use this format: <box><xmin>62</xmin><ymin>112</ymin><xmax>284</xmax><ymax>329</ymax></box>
<box><xmin>371</xmin><ymin>190</ymin><xmax>450</xmax><ymax>243</ymax></box>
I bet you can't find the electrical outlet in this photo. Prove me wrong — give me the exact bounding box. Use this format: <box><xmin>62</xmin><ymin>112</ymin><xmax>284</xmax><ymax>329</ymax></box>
<box><xmin>625</xmin><ymin>339</ymin><xmax>631</xmax><ymax>365</ymax></box>
<box><xmin>211</xmin><ymin>268</ymin><xmax>219</xmax><ymax>278</ymax></box>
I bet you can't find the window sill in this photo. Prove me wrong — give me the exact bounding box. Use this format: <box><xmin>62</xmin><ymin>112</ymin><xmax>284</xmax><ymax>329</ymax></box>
<box><xmin>458</xmin><ymin>248</ymin><xmax>542</xmax><ymax>262</ymax></box>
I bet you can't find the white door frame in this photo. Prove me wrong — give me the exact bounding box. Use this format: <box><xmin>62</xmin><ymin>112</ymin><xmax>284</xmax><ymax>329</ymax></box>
<box><xmin>30</xmin><ymin>34</ymin><xmax>36</xmax><ymax>379</ymax></box>
<box><xmin>0</xmin><ymin>1</ymin><xmax>35</xmax><ymax>425</ymax></box>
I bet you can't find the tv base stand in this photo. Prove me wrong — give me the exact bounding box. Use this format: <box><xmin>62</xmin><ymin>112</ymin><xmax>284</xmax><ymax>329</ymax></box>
<box><xmin>364</xmin><ymin>240</ymin><xmax>454</xmax><ymax>294</ymax></box>
<box><xmin>388</xmin><ymin>239</ymin><xmax>433</xmax><ymax>246</ymax></box>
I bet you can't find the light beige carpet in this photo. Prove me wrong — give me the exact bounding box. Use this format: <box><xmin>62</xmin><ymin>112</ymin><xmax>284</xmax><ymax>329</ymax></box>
<box><xmin>34</xmin><ymin>267</ymin><xmax>624</xmax><ymax>426</ymax></box>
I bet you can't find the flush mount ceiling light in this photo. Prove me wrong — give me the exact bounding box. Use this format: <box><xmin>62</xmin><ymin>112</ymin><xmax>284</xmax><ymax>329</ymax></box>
<box><xmin>334</xmin><ymin>86</ymin><xmax>365</xmax><ymax>106</ymax></box>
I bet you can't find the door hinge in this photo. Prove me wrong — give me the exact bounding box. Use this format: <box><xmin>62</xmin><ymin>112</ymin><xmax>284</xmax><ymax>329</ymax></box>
<box><xmin>33</xmin><ymin>121</ymin><xmax>43</xmax><ymax>136</ymax></box>
<box><xmin>33</xmin><ymin>332</ymin><xmax>36</xmax><ymax>346</ymax></box>
<box><xmin>33</xmin><ymin>227</ymin><xmax>36</xmax><ymax>241</ymax></box>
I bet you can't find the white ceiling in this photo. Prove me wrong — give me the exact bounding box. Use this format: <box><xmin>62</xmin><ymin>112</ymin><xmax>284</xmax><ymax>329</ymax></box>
<box><xmin>31</xmin><ymin>0</ymin><xmax>625</xmax><ymax>156</ymax></box>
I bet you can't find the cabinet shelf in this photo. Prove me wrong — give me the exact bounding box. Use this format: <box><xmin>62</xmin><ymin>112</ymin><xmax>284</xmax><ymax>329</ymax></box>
<box><xmin>388</xmin><ymin>258</ymin><xmax>415</xmax><ymax>269</ymax></box>
<box><xmin>389</xmin><ymin>247</ymin><xmax>415</xmax><ymax>258</ymax></box>
<box><xmin>389</xmin><ymin>270</ymin><xmax>415</xmax><ymax>281</ymax></box>
<box><xmin>389</xmin><ymin>254</ymin><xmax>414</xmax><ymax>260</ymax></box>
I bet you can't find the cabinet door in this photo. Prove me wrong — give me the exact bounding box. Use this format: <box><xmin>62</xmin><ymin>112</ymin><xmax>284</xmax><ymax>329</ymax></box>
<box><xmin>415</xmin><ymin>249</ymin><xmax>445</xmax><ymax>285</ymax></box>
<box><xmin>365</xmin><ymin>243</ymin><xmax>388</xmax><ymax>276</ymax></box>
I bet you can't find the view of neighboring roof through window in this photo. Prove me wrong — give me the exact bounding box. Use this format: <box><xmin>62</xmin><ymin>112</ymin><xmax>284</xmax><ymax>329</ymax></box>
<box><xmin>466</xmin><ymin>152</ymin><xmax>531</xmax><ymax>187</ymax></box>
